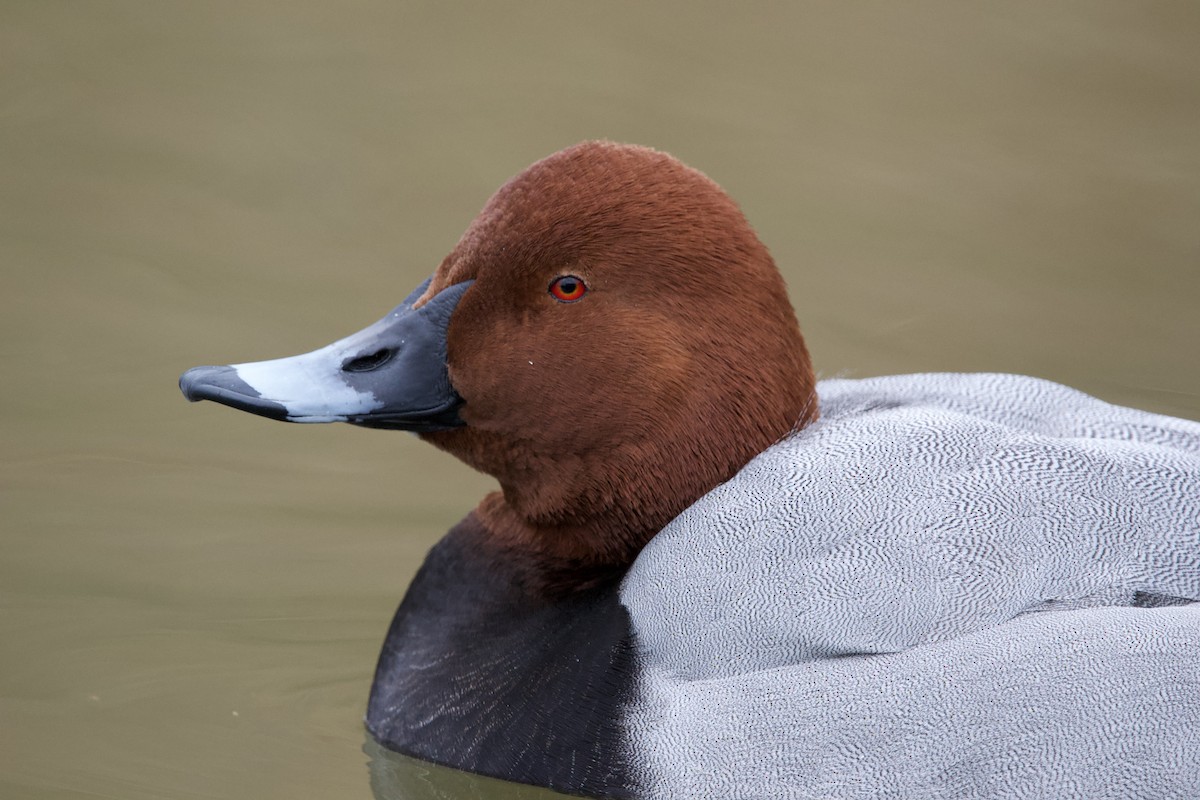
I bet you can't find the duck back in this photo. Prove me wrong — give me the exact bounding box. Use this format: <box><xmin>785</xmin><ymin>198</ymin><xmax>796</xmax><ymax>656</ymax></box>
<box><xmin>621</xmin><ymin>373</ymin><xmax>1200</xmax><ymax>799</ymax></box>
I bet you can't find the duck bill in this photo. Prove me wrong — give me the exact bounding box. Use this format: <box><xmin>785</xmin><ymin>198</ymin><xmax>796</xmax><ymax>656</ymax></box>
<box><xmin>179</xmin><ymin>278</ymin><xmax>473</xmax><ymax>433</ymax></box>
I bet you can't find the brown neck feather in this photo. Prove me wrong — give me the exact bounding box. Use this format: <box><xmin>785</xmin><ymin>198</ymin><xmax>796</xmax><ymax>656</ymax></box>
<box><xmin>427</xmin><ymin>369</ymin><xmax>817</xmax><ymax>594</ymax></box>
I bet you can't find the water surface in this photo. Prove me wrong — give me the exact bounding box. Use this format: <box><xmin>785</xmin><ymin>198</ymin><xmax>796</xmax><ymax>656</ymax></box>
<box><xmin>2</xmin><ymin>3</ymin><xmax>1198</xmax><ymax>798</ymax></box>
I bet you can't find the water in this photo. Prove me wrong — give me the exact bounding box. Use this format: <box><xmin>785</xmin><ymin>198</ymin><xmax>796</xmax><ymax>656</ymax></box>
<box><xmin>2</xmin><ymin>2</ymin><xmax>1197</xmax><ymax>798</ymax></box>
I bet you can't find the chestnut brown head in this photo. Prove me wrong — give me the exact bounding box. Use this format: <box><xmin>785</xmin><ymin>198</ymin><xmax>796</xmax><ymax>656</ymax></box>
<box><xmin>421</xmin><ymin>142</ymin><xmax>817</xmax><ymax>564</ymax></box>
<box><xmin>180</xmin><ymin>141</ymin><xmax>817</xmax><ymax>570</ymax></box>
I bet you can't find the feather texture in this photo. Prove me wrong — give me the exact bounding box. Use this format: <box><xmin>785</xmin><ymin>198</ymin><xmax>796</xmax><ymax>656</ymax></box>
<box><xmin>624</xmin><ymin>373</ymin><xmax>1200</xmax><ymax>798</ymax></box>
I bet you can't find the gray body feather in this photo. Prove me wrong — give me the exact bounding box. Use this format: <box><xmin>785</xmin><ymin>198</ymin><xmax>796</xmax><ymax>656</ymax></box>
<box><xmin>622</xmin><ymin>373</ymin><xmax>1200</xmax><ymax>798</ymax></box>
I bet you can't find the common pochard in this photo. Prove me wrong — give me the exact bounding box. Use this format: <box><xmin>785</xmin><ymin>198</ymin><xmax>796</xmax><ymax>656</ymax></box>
<box><xmin>180</xmin><ymin>142</ymin><xmax>1200</xmax><ymax>799</ymax></box>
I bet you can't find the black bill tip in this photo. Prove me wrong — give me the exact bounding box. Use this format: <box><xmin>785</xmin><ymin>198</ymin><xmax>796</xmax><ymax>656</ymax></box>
<box><xmin>179</xmin><ymin>365</ymin><xmax>290</xmax><ymax>421</ymax></box>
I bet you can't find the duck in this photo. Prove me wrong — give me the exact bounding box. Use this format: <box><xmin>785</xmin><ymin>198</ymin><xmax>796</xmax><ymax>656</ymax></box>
<box><xmin>179</xmin><ymin>141</ymin><xmax>1200</xmax><ymax>799</ymax></box>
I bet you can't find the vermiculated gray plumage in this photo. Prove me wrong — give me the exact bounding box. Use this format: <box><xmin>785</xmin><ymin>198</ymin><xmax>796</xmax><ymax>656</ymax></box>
<box><xmin>623</xmin><ymin>373</ymin><xmax>1200</xmax><ymax>799</ymax></box>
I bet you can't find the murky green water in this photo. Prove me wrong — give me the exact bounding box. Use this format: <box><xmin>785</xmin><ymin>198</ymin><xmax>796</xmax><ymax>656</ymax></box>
<box><xmin>2</xmin><ymin>3</ymin><xmax>1197</xmax><ymax>798</ymax></box>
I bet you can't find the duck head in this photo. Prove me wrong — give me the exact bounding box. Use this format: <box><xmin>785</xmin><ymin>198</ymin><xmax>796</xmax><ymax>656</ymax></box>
<box><xmin>181</xmin><ymin>142</ymin><xmax>817</xmax><ymax>577</ymax></box>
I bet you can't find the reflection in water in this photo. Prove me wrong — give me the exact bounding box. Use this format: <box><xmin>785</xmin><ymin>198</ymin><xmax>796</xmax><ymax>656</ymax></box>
<box><xmin>366</xmin><ymin>737</ymin><xmax>565</xmax><ymax>800</ymax></box>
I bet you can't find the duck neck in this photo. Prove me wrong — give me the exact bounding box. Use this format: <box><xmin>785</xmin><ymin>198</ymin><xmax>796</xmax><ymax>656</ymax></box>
<box><xmin>476</xmin><ymin>401</ymin><xmax>820</xmax><ymax>584</ymax></box>
<box><xmin>473</xmin><ymin>492</ymin><xmax>645</xmax><ymax>594</ymax></box>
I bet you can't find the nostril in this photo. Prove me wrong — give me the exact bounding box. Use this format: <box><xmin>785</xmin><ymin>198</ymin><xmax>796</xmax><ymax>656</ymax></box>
<box><xmin>342</xmin><ymin>348</ymin><xmax>396</xmax><ymax>373</ymax></box>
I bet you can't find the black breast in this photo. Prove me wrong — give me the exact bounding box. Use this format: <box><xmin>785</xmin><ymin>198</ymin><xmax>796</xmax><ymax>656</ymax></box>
<box><xmin>366</xmin><ymin>513</ymin><xmax>637</xmax><ymax>798</ymax></box>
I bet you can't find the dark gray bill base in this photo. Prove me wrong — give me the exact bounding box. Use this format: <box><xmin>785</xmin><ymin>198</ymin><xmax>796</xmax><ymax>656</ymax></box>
<box><xmin>178</xmin><ymin>278</ymin><xmax>474</xmax><ymax>433</ymax></box>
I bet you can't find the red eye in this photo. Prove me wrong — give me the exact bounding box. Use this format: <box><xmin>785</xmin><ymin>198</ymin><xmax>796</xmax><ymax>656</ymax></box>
<box><xmin>549</xmin><ymin>275</ymin><xmax>588</xmax><ymax>303</ymax></box>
